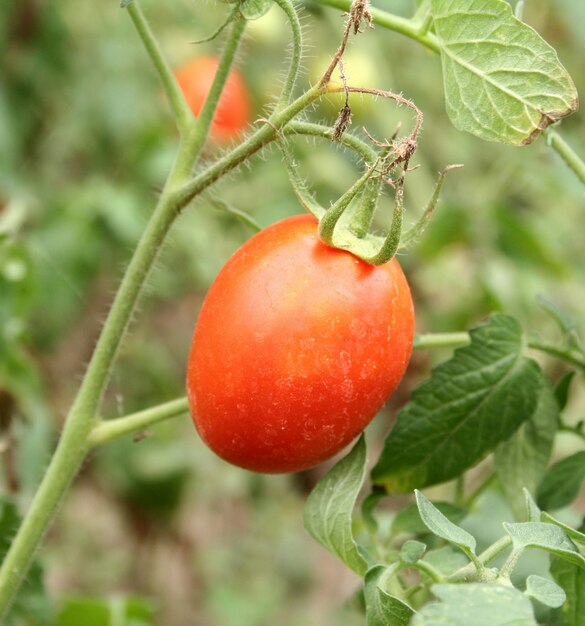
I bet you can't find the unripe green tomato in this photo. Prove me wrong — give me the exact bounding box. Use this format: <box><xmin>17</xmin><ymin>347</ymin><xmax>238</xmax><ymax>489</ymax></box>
<box><xmin>186</xmin><ymin>214</ymin><xmax>415</xmax><ymax>473</ymax></box>
<box><xmin>310</xmin><ymin>49</ymin><xmax>380</xmax><ymax>118</ymax></box>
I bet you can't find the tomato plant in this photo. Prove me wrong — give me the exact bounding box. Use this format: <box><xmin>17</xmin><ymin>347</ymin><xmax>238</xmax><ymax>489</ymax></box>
<box><xmin>174</xmin><ymin>55</ymin><xmax>251</xmax><ymax>141</ymax></box>
<box><xmin>3</xmin><ymin>0</ymin><xmax>585</xmax><ymax>624</ymax></box>
<box><xmin>186</xmin><ymin>214</ymin><xmax>414</xmax><ymax>473</ymax></box>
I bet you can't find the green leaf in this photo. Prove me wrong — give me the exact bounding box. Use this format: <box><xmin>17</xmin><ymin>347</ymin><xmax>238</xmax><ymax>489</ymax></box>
<box><xmin>361</xmin><ymin>489</ymin><xmax>385</xmax><ymax>533</ymax></box>
<box><xmin>303</xmin><ymin>436</ymin><xmax>369</xmax><ymax>575</ymax></box>
<box><xmin>495</xmin><ymin>206</ymin><xmax>569</xmax><ymax>277</ymax></box>
<box><xmin>503</xmin><ymin>522</ymin><xmax>585</xmax><ymax>568</ymax></box>
<box><xmin>537</xmin><ymin>451</ymin><xmax>585</xmax><ymax>511</ymax></box>
<box><xmin>372</xmin><ymin>314</ymin><xmax>543</xmax><ymax>492</ymax></box>
<box><xmin>524</xmin><ymin>489</ymin><xmax>541</xmax><ymax>523</ymax></box>
<box><xmin>541</xmin><ymin>511</ymin><xmax>585</xmax><ymax>547</ymax></box>
<box><xmin>391</xmin><ymin>500</ymin><xmax>467</xmax><ymax>536</ymax></box>
<box><xmin>415</xmin><ymin>490</ymin><xmax>477</xmax><ymax>557</ymax></box>
<box><xmin>555</xmin><ymin>371</ymin><xmax>576</xmax><ymax>412</ymax></box>
<box><xmin>495</xmin><ymin>379</ymin><xmax>558</xmax><ymax>519</ymax></box>
<box><xmin>400</xmin><ymin>540</ymin><xmax>427</xmax><ymax>565</ymax></box>
<box><xmin>550</xmin><ymin>557</ymin><xmax>585</xmax><ymax>626</ymax></box>
<box><xmin>57</xmin><ymin>595</ymin><xmax>156</xmax><ymax>626</ymax></box>
<box><xmin>240</xmin><ymin>0</ymin><xmax>273</xmax><ymax>20</ymax></box>
<box><xmin>430</xmin><ymin>0</ymin><xmax>578</xmax><ymax>145</ymax></box>
<box><xmin>525</xmin><ymin>574</ymin><xmax>566</xmax><ymax>608</ymax></box>
<box><xmin>412</xmin><ymin>583</ymin><xmax>537</xmax><ymax>626</ymax></box>
<box><xmin>364</xmin><ymin>566</ymin><xmax>414</xmax><ymax>626</ymax></box>
<box><xmin>423</xmin><ymin>546</ymin><xmax>470</xmax><ymax>576</ymax></box>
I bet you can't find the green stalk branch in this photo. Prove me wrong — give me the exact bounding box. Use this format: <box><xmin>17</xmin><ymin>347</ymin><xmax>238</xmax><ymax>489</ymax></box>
<box><xmin>89</xmin><ymin>398</ymin><xmax>190</xmax><ymax>447</ymax></box>
<box><xmin>415</xmin><ymin>331</ymin><xmax>585</xmax><ymax>372</ymax></box>
<box><xmin>448</xmin><ymin>536</ymin><xmax>513</xmax><ymax>582</ymax></box>
<box><xmin>497</xmin><ymin>547</ymin><xmax>523</xmax><ymax>581</ymax></box>
<box><xmin>413</xmin><ymin>332</ymin><xmax>470</xmax><ymax>350</ymax></box>
<box><xmin>285</xmin><ymin>120</ymin><xmax>378</xmax><ymax>161</ymax></box>
<box><xmin>528</xmin><ymin>337</ymin><xmax>585</xmax><ymax>372</ymax></box>
<box><xmin>546</xmin><ymin>130</ymin><xmax>585</xmax><ymax>187</ymax></box>
<box><xmin>414</xmin><ymin>559</ymin><xmax>445</xmax><ymax>583</ymax></box>
<box><xmin>175</xmin><ymin>86</ymin><xmax>326</xmax><ymax>207</ymax></box>
<box><xmin>126</xmin><ymin>1</ymin><xmax>192</xmax><ymax>134</ymax></box>
<box><xmin>314</xmin><ymin>0</ymin><xmax>440</xmax><ymax>52</ymax></box>
<box><xmin>273</xmin><ymin>0</ymin><xmax>303</xmax><ymax>107</ymax></box>
<box><xmin>171</xmin><ymin>17</ymin><xmax>247</xmax><ymax>183</ymax></box>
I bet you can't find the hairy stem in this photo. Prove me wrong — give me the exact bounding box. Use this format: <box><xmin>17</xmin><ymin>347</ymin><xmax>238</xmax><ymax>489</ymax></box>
<box><xmin>126</xmin><ymin>1</ymin><xmax>191</xmax><ymax>134</ymax></box>
<box><xmin>89</xmin><ymin>398</ymin><xmax>190</xmax><ymax>447</ymax></box>
<box><xmin>274</xmin><ymin>0</ymin><xmax>303</xmax><ymax>107</ymax></box>
<box><xmin>448</xmin><ymin>536</ymin><xmax>513</xmax><ymax>582</ymax></box>
<box><xmin>171</xmin><ymin>17</ymin><xmax>247</xmax><ymax>182</ymax></box>
<box><xmin>175</xmin><ymin>86</ymin><xmax>325</xmax><ymax>207</ymax></box>
<box><xmin>286</xmin><ymin>120</ymin><xmax>378</xmax><ymax>162</ymax></box>
<box><xmin>0</xmin><ymin>80</ymin><xmax>331</xmax><ymax>621</ymax></box>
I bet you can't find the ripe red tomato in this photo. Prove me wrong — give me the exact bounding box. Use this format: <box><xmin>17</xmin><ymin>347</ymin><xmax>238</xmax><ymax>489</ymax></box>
<box><xmin>174</xmin><ymin>56</ymin><xmax>251</xmax><ymax>141</ymax></box>
<box><xmin>186</xmin><ymin>214</ymin><xmax>415</xmax><ymax>473</ymax></box>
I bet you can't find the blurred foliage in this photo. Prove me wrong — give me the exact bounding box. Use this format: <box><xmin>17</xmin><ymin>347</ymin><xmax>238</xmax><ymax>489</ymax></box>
<box><xmin>0</xmin><ymin>0</ymin><xmax>584</xmax><ymax>624</ymax></box>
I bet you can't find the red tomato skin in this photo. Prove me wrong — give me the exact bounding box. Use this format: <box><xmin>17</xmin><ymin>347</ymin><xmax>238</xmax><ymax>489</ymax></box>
<box><xmin>186</xmin><ymin>214</ymin><xmax>415</xmax><ymax>473</ymax></box>
<box><xmin>174</xmin><ymin>56</ymin><xmax>251</xmax><ymax>141</ymax></box>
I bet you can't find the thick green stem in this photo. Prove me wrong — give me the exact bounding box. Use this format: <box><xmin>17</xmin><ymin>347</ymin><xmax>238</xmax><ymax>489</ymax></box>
<box><xmin>89</xmin><ymin>398</ymin><xmax>190</xmax><ymax>447</ymax></box>
<box><xmin>0</xmin><ymin>187</ymin><xmax>184</xmax><ymax>619</ymax></box>
<box><xmin>126</xmin><ymin>1</ymin><xmax>192</xmax><ymax>134</ymax></box>
<box><xmin>0</xmin><ymin>412</ymin><xmax>94</xmax><ymax>612</ymax></box>
<box><xmin>175</xmin><ymin>86</ymin><xmax>325</xmax><ymax>207</ymax></box>
<box><xmin>0</xmin><ymin>80</ymin><xmax>329</xmax><ymax>619</ymax></box>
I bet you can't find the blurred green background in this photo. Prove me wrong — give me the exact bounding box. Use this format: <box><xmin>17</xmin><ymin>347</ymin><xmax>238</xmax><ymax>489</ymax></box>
<box><xmin>1</xmin><ymin>0</ymin><xmax>584</xmax><ymax>624</ymax></box>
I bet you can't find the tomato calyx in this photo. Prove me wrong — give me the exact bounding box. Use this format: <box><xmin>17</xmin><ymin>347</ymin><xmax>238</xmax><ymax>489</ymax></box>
<box><xmin>278</xmin><ymin>119</ymin><xmax>462</xmax><ymax>266</ymax></box>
